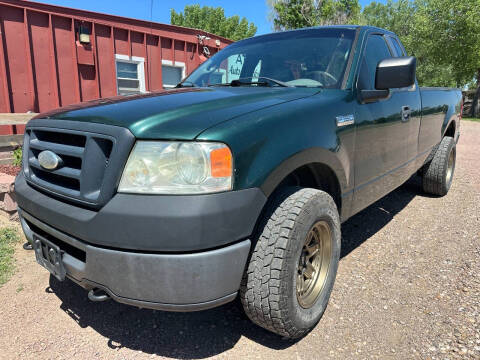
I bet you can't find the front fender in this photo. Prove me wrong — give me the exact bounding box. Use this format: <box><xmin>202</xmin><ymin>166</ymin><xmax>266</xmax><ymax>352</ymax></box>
<box><xmin>260</xmin><ymin>146</ymin><xmax>349</xmax><ymax>197</ymax></box>
<box><xmin>197</xmin><ymin>90</ymin><xmax>356</xmax><ymax>198</ymax></box>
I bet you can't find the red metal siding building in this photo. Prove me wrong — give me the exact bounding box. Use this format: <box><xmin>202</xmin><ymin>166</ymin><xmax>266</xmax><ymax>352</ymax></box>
<box><xmin>0</xmin><ymin>0</ymin><xmax>232</xmax><ymax>114</ymax></box>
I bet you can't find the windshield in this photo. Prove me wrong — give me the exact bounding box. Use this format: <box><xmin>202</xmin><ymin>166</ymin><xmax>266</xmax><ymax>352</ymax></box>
<box><xmin>184</xmin><ymin>28</ymin><xmax>355</xmax><ymax>89</ymax></box>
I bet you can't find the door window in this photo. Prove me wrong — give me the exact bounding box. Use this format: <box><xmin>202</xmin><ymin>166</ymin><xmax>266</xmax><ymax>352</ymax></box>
<box><xmin>358</xmin><ymin>35</ymin><xmax>392</xmax><ymax>90</ymax></box>
<box><xmin>389</xmin><ymin>37</ymin><xmax>406</xmax><ymax>57</ymax></box>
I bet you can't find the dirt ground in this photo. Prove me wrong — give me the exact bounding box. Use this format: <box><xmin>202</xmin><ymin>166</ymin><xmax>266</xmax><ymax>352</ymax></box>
<box><xmin>0</xmin><ymin>121</ymin><xmax>478</xmax><ymax>360</ymax></box>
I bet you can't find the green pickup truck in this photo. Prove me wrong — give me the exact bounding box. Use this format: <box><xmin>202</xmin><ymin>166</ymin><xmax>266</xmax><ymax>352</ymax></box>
<box><xmin>16</xmin><ymin>26</ymin><xmax>462</xmax><ymax>338</ymax></box>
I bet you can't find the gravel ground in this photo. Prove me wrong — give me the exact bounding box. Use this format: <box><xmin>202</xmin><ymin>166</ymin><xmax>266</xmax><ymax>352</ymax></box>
<box><xmin>0</xmin><ymin>121</ymin><xmax>478</xmax><ymax>360</ymax></box>
<box><xmin>0</xmin><ymin>165</ymin><xmax>21</xmax><ymax>177</ymax></box>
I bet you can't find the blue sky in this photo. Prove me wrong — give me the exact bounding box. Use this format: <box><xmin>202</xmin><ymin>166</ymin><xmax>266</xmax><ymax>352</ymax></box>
<box><xmin>37</xmin><ymin>0</ymin><xmax>386</xmax><ymax>35</ymax></box>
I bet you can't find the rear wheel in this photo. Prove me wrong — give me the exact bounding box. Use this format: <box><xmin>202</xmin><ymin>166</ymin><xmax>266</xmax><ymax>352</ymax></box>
<box><xmin>422</xmin><ymin>136</ymin><xmax>456</xmax><ymax>196</ymax></box>
<box><xmin>239</xmin><ymin>187</ymin><xmax>341</xmax><ymax>338</ymax></box>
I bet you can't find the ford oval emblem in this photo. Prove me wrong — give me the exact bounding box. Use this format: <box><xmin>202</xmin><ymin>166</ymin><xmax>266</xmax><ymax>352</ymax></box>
<box><xmin>38</xmin><ymin>150</ymin><xmax>62</xmax><ymax>170</ymax></box>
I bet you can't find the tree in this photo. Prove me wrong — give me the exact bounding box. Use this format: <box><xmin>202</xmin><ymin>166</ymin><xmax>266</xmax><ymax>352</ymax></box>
<box><xmin>269</xmin><ymin>0</ymin><xmax>360</xmax><ymax>31</ymax></box>
<box><xmin>170</xmin><ymin>5</ymin><xmax>257</xmax><ymax>41</ymax></box>
<box><xmin>415</xmin><ymin>0</ymin><xmax>480</xmax><ymax>115</ymax></box>
<box><xmin>361</xmin><ymin>0</ymin><xmax>414</xmax><ymax>38</ymax></box>
<box><xmin>362</xmin><ymin>0</ymin><xmax>480</xmax><ymax>115</ymax></box>
<box><xmin>361</xmin><ymin>0</ymin><xmax>446</xmax><ymax>86</ymax></box>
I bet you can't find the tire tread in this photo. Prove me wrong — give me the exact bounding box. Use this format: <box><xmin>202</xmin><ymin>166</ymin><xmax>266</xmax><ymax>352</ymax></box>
<box><xmin>240</xmin><ymin>187</ymin><xmax>338</xmax><ymax>338</ymax></box>
<box><xmin>422</xmin><ymin>136</ymin><xmax>455</xmax><ymax>196</ymax></box>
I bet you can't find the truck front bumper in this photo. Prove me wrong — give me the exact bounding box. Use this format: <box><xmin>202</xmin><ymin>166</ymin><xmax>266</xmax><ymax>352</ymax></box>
<box><xmin>15</xmin><ymin>173</ymin><xmax>266</xmax><ymax>311</ymax></box>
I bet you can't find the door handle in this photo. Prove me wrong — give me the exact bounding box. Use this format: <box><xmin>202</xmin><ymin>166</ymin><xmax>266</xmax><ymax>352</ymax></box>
<box><xmin>401</xmin><ymin>106</ymin><xmax>411</xmax><ymax>122</ymax></box>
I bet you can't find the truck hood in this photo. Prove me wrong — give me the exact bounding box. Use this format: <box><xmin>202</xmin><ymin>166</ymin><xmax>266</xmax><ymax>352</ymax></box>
<box><xmin>35</xmin><ymin>87</ymin><xmax>319</xmax><ymax>139</ymax></box>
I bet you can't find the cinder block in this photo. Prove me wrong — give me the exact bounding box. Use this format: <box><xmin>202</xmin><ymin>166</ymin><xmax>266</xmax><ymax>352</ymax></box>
<box><xmin>2</xmin><ymin>192</ymin><xmax>16</xmax><ymax>212</ymax></box>
<box><xmin>0</xmin><ymin>173</ymin><xmax>15</xmax><ymax>193</ymax></box>
<box><xmin>0</xmin><ymin>173</ymin><xmax>16</xmax><ymax>213</ymax></box>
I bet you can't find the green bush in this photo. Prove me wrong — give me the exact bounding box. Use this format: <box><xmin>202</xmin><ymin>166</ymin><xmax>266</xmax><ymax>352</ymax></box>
<box><xmin>13</xmin><ymin>147</ymin><xmax>22</xmax><ymax>167</ymax></box>
<box><xmin>0</xmin><ymin>227</ymin><xmax>20</xmax><ymax>286</ymax></box>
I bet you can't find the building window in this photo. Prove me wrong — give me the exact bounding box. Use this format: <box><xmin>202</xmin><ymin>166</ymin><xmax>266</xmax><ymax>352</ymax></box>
<box><xmin>115</xmin><ymin>54</ymin><xmax>146</xmax><ymax>95</ymax></box>
<box><xmin>162</xmin><ymin>60</ymin><xmax>185</xmax><ymax>88</ymax></box>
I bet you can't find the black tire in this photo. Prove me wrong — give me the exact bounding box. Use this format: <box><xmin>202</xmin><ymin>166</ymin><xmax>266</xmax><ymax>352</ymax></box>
<box><xmin>239</xmin><ymin>187</ymin><xmax>341</xmax><ymax>339</ymax></box>
<box><xmin>422</xmin><ymin>136</ymin><xmax>456</xmax><ymax>196</ymax></box>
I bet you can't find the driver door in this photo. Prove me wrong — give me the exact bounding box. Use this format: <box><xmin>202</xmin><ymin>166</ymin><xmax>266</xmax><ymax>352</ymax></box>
<box><xmin>351</xmin><ymin>34</ymin><xmax>412</xmax><ymax>215</ymax></box>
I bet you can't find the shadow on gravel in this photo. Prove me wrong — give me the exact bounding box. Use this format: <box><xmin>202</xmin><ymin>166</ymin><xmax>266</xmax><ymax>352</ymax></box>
<box><xmin>47</xmin><ymin>175</ymin><xmax>424</xmax><ymax>358</ymax></box>
<box><xmin>341</xmin><ymin>175</ymin><xmax>423</xmax><ymax>258</ymax></box>
<box><xmin>48</xmin><ymin>276</ymin><xmax>296</xmax><ymax>358</ymax></box>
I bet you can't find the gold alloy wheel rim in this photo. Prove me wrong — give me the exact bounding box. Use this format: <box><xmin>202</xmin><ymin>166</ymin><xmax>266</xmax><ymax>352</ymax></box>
<box><xmin>296</xmin><ymin>221</ymin><xmax>332</xmax><ymax>309</ymax></box>
<box><xmin>446</xmin><ymin>148</ymin><xmax>455</xmax><ymax>186</ymax></box>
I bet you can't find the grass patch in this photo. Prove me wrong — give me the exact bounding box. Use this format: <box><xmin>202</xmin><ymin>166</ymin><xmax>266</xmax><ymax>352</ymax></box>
<box><xmin>0</xmin><ymin>227</ymin><xmax>21</xmax><ymax>286</ymax></box>
<box><xmin>13</xmin><ymin>147</ymin><xmax>22</xmax><ymax>167</ymax></box>
<box><xmin>462</xmin><ymin>117</ymin><xmax>480</xmax><ymax>122</ymax></box>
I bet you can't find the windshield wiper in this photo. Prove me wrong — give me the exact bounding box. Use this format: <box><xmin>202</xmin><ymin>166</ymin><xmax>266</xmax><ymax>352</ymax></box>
<box><xmin>209</xmin><ymin>77</ymin><xmax>291</xmax><ymax>88</ymax></box>
<box><xmin>256</xmin><ymin>77</ymin><xmax>291</xmax><ymax>87</ymax></box>
<box><xmin>175</xmin><ymin>81</ymin><xmax>196</xmax><ymax>88</ymax></box>
<box><xmin>209</xmin><ymin>80</ymin><xmax>268</xmax><ymax>87</ymax></box>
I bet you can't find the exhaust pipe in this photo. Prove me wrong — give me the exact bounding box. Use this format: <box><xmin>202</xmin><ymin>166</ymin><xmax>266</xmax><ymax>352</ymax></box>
<box><xmin>88</xmin><ymin>288</ymin><xmax>110</xmax><ymax>302</ymax></box>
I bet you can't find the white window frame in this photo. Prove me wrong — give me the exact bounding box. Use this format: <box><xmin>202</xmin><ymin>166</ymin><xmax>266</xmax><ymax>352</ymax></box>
<box><xmin>161</xmin><ymin>59</ymin><xmax>186</xmax><ymax>88</ymax></box>
<box><xmin>115</xmin><ymin>54</ymin><xmax>146</xmax><ymax>95</ymax></box>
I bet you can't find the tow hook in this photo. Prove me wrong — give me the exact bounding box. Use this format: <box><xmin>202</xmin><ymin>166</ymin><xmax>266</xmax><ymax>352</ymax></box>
<box><xmin>88</xmin><ymin>288</ymin><xmax>111</xmax><ymax>302</ymax></box>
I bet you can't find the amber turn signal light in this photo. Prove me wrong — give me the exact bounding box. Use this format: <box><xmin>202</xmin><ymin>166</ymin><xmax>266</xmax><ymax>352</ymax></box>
<box><xmin>210</xmin><ymin>147</ymin><xmax>232</xmax><ymax>178</ymax></box>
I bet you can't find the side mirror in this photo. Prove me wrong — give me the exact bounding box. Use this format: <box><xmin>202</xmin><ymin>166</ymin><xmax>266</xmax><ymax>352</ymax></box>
<box><xmin>359</xmin><ymin>56</ymin><xmax>416</xmax><ymax>103</ymax></box>
<box><xmin>375</xmin><ymin>56</ymin><xmax>416</xmax><ymax>90</ymax></box>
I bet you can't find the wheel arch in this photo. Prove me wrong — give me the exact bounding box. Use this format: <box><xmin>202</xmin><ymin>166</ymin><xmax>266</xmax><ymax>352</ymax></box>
<box><xmin>443</xmin><ymin>119</ymin><xmax>456</xmax><ymax>138</ymax></box>
<box><xmin>260</xmin><ymin>148</ymin><xmax>347</xmax><ymax>214</ymax></box>
<box><xmin>442</xmin><ymin>93</ymin><xmax>461</xmax><ymax>139</ymax></box>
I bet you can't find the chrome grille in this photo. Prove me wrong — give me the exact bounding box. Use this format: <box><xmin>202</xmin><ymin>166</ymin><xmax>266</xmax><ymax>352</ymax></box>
<box><xmin>23</xmin><ymin>120</ymin><xmax>135</xmax><ymax>209</ymax></box>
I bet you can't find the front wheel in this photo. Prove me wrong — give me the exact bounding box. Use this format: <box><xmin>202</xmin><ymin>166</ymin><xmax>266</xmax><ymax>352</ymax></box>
<box><xmin>239</xmin><ymin>187</ymin><xmax>341</xmax><ymax>338</ymax></box>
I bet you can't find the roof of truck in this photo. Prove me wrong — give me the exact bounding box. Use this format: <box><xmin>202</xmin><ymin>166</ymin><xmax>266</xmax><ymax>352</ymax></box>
<box><xmin>245</xmin><ymin>25</ymin><xmax>395</xmax><ymax>42</ymax></box>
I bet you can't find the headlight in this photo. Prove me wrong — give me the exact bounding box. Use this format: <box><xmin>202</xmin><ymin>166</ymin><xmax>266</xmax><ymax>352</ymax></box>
<box><xmin>118</xmin><ymin>141</ymin><xmax>233</xmax><ymax>194</ymax></box>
